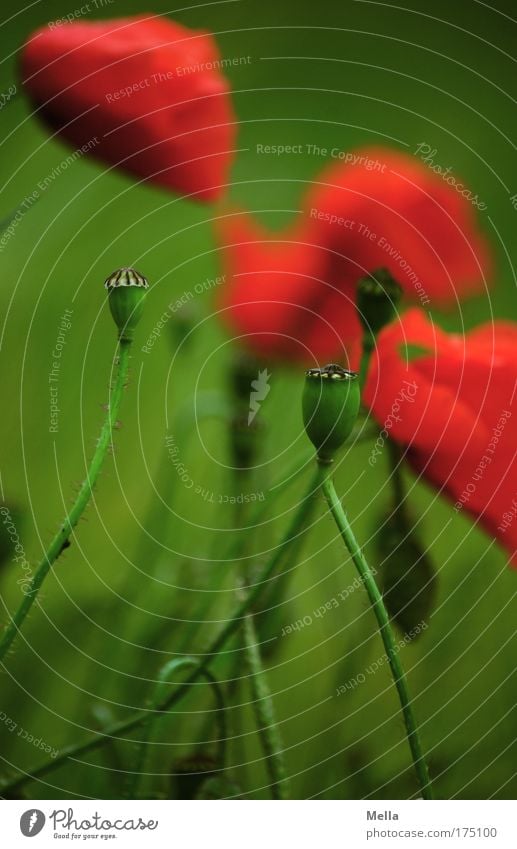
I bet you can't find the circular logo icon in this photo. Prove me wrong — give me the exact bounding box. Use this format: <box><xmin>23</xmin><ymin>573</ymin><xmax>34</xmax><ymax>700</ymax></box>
<box><xmin>20</xmin><ymin>810</ymin><xmax>46</xmax><ymax>837</ymax></box>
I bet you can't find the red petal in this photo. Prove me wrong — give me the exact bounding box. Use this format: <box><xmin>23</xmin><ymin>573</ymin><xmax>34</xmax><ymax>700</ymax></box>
<box><xmin>304</xmin><ymin>147</ymin><xmax>491</xmax><ymax>304</ymax></box>
<box><xmin>365</xmin><ymin>309</ymin><xmax>517</xmax><ymax>566</ymax></box>
<box><xmin>21</xmin><ymin>15</ymin><xmax>236</xmax><ymax>201</ymax></box>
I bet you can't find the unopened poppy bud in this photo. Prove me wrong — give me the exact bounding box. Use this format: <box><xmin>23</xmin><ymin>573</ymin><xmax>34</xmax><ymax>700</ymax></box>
<box><xmin>302</xmin><ymin>364</ymin><xmax>360</xmax><ymax>463</ymax></box>
<box><xmin>105</xmin><ymin>267</ymin><xmax>149</xmax><ymax>340</ymax></box>
<box><xmin>357</xmin><ymin>267</ymin><xmax>402</xmax><ymax>337</ymax></box>
<box><xmin>376</xmin><ymin>504</ymin><xmax>437</xmax><ymax>638</ymax></box>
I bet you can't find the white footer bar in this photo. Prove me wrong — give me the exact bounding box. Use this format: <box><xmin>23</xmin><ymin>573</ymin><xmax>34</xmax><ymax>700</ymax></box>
<box><xmin>1</xmin><ymin>799</ymin><xmax>515</xmax><ymax>848</ymax></box>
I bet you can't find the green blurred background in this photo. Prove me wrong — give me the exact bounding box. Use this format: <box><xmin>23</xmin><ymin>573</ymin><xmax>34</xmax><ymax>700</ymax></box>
<box><xmin>0</xmin><ymin>0</ymin><xmax>515</xmax><ymax>800</ymax></box>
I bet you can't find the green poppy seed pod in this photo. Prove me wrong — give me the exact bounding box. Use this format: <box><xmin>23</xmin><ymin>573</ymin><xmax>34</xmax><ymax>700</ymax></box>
<box><xmin>357</xmin><ymin>267</ymin><xmax>402</xmax><ymax>337</ymax></box>
<box><xmin>302</xmin><ymin>364</ymin><xmax>360</xmax><ymax>463</ymax></box>
<box><xmin>105</xmin><ymin>267</ymin><xmax>149</xmax><ymax>341</ymax></box>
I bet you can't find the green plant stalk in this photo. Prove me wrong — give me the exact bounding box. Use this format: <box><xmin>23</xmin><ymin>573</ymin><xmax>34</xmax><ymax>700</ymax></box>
<box><xmin>133</xmin><ymin>423</ymin><xmax>375</xmax><ymax>647</ymax></box>
<box><xmin>126</xmin><ymin>448</ymin><xmax>316</xmax><ymax>661</ymax></box>
<box><xmin>128</xmin><ymin>657</ymin><xmax>228</xmax><ymax>799</ymax></box>
<box><xmin>110</xmin><ymin>391</ymin><xmax>233</xmax><ymax>650</ymax></box>
<box><xmin>174</xmin><ymin>448</ymin><xmax>314</xmax><ymax>654</ymax></box>
<box><xmin>1</xmin><ymin>463</ymin><xmax>326</xmax><ymax>794</ymax></box>
<box><xmin>0</xmin><ymin>339</ymin><xmax>132</xmax><ymax>664</ymax></box>
<box><xmin>320</xmin><ymin>470</ymin><xmax>433</xmax><ymax>800</ymax></box>
<box><xmin>132</xmin><ymin>391</ymin><xmax>232</xmax><ymax>570</ymax></box>
<box><xmin>242</xmin><ymin>611</ymin><xmax>289</xmax><ymax>799</ymax></box>
<box><xmin>130</xmin><ymin>415</ymin><xmax>375</xmax><ymax>653</ymax></box>
<box><xmin>359</xmin><ymin>330</ymin><xmax>375</xmax><ymax>389</ymax></box>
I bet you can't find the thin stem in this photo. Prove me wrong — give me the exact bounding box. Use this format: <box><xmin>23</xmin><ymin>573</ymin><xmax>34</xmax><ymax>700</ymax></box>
<box><xmin>320</xmin><ymin>471</ymin><xmax>433</xmax><ymax>800</ymax></box>
<box><xmin>359</xmin><ymin>330</ymin><xmax>374</xmax><ymax>389</ymax></box>
<box><xmin>132</xmin><ymin>391</ymin><xmax>232</xmax><ymax>569</ymax></box>
<box><xmin>111</xmin><ymin>391</ymin><xmax>233</xmax><ymax>647</ymax></box>
<box><xmin>175</xmin><ymin>448</ymin><xmax>314</xmax><ymax>654</ymax></box>
<box><xmin>0</xmin><ymin>339</ymin><xmax>132</xmax><ymax>664</ymax></box>
<box><xmin>126</xmin><ymin>448</ymin><xmax>314</xmax><ymax>659</ymax></box>
<box><xmin>0</xmin><ymin>463</ymin><xmax>326</xmax><ymax>794</ymax></box>
<box><xmin>207</xmin><ymin>463</ymin><xmax>326</xmax><ymax>660</ymax></box>
<box><xmin>242</xmin><ymin>611</ymin><xmax>289</xmax><ymax>799</ymax></box>
<box><xmin>128</xmin><ymin>657</ymin><xmax>227</xmax><ymax>799</ymax></box>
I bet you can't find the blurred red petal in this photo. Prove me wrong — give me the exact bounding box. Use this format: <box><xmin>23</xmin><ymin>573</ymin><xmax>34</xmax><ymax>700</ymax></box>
<box><xmin>364</xmin><ymin>309</ymin><xmax>517</xmax><ymax>566</ymax></box>
<box><xmin>21</xmin><ymin>15</ymin><xmax>236</xmax><ymax>200</ymax></box>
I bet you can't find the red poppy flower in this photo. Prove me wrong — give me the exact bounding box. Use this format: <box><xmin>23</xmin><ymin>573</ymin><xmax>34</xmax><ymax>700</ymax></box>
<box><xmin>217</xmin><ymin>209</ymin><xmax>361</xmax><ymax>366</ymax></box>
<box><xmin>21</xmin><ymin>15</ymin><xmax>236</xmax><ymax>201</ymax></box>
<box><xmin>217</xmin><ymin>147</ymin><xmax>491</xmax><ymax>362</ymax></box>
<box><xmin>304</xmin><ymin>147</ymin><xmax>491</xmax><ymax>304</ymax></box>
<box><xmin>363</xmin><ymin>308</ymin><xmax>517</xmax><ymax>566</ymax></box>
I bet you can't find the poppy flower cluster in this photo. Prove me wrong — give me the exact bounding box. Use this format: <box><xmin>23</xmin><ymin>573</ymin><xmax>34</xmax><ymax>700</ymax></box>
<box><xmin>18</xmin><ymin>13</ymin><xmax>514</xmax><ymax>567</ymax></box>
<box><xmin>21</xmin><ymin>14</ymin><xmax>236</xmax><ymax>200</ymax></box>
<box><xmin>217</xmin><ymin>148</ymin><xmax>491</xmax><ymax>364</ymax></box>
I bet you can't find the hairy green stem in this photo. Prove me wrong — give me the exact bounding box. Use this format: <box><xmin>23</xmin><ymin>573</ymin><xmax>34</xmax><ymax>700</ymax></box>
<box><xmin>320</xmin><ymin>470</ymin><xmax>433</xmax><ymax>800</ymax></box>
<box><xmin>1</xmin><ymin>463</ymin><xmax>326</xmax><ymax>793</ymax></box>
<box><xmin>242</xmin><ymin>611</ymin><xmax>289</xmax><ymax>799</ymax></box>
<box><xmin>0</xmin><ymin>339</ymin><xmax>132</xmax><ymax>664</ymax></box>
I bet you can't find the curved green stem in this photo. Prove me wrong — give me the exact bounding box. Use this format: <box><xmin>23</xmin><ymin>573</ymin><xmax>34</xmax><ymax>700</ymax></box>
<box><xmin>0</xmin><ymin>339</ymin><xmax>132</xmax><ymax>664</ymax></box>
<box><xmin>128</xmin><ymin>657</ymin><xmax>227</xmax><ymax>799</ymax></box>
<box><xmin>242</xmin><ymin>611</ymin><xmax>289</xmax><ymax>799</ymax></box>
<box><xmin>320</xmin><ymin>470</ymin><xmax>433</xmax><ymax>800</ymax></box>
<box><xmin>0</xmin><ymin>463</ymin><xmax>325</xmax><ymax>794</ymax></box>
